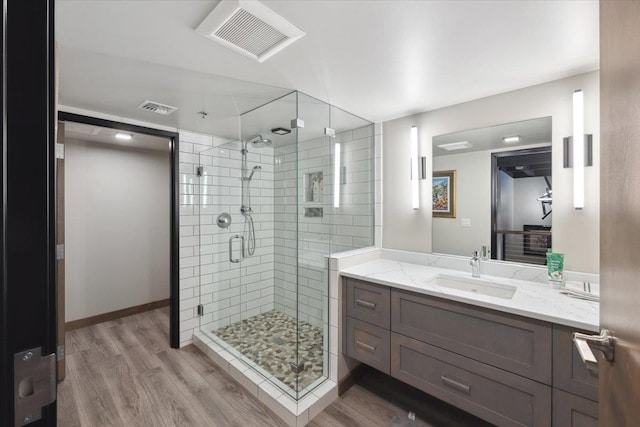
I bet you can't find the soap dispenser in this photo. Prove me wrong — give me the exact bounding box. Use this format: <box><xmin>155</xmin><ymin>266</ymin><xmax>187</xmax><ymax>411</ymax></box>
<box><xmin>481</xmin><ymin>245</ymin><xmax>490</xmax><ymax>261</ymax></box>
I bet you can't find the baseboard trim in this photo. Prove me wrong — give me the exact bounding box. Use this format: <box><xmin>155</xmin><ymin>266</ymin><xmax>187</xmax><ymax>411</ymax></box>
<box><xmin>65</xmin><ymin>298</ymin><xmax>170</xmax><ymax>331</ymax></box>
<box><xmin>338</xmin><ymin>363</ymin><xmax>370</xmax><ymax>396</ymax></box>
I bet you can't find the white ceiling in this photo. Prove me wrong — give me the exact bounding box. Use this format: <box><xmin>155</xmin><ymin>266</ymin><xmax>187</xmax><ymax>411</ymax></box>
<box><xmin>432</xmin><ymin>117</ymin><xmax>552</xmax><ymax>157</ymax></box>
<box><xmin>64</xmin><ymin>121</ymin><xmax>171</xmax><ymax>152</ymax></box>
<box><xmin>57</xmin><ymin>0</ymin><xmax>599</xmax><ymax>135</ymax></box>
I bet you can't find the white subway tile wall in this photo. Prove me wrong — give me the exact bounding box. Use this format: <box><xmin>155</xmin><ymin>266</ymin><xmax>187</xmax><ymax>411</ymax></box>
<box><xmin>179</xmin><ymin>124</ymin><xmax>382</xmax><ymax>351</ymax></box>
<box><xmin>200</xmin><ymin>143</ymin><xmax>275</xmax><ymax>338</ymax></box>
<box><xmin>178</xmin><ymin>130</ymin><xmax>275</xmax><ymax>346</ymax></box>
<box><xmin>273</xmin><ymin>125</ymin><xmax>376</xmax><ymax>329</ymax></box>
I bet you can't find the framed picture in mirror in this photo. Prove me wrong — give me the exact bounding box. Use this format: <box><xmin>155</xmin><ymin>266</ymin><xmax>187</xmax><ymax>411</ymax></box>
<box><xmin>433</xmin><ymin>170</ymin><xmax>456</xmax><ymax>218</ymax></box>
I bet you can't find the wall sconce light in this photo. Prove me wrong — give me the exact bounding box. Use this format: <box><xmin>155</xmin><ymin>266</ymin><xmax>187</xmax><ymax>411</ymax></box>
<box><xmin>411</xmin><ymin>126</ymin><xmax>420</xmax><ymax>210</ymax></box>
<box><xmin>563</xmin><ymin>89</ymin><xmax>593</xmax><ymax>210</ymax></box>
<box><xmin>334</xmin><ymin>143</ymin><xmax>341</xmax><ymax>208</ymax></box>
<box><xmin>410</xmin><ymin>126</ymin><xmax>428</xmax><ymax>210</ymax></box>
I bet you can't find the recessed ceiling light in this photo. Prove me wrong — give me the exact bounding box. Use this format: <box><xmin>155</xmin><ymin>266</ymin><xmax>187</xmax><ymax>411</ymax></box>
<box><xmin>437</xmin><ymin>141</ymin><xmax>473</xmax><ymax>151</ymax></box>
<box><xmin>271</xmin><ymin>127</ymin><xmax>291</xmax><ymax>135</ymax></box>
<box><xmin>503</xmin><ymin>136</ymin><xmax>520</xmax><ymax>143</ymax></box>
<box><xmin>115</xmin><ymin>133</ymin><xmax>132</xmax><ymax>141</ymax></box>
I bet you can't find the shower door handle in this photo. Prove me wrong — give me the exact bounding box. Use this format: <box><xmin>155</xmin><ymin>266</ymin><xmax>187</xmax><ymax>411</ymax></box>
<box><xmin>229</xmin><ymin>235</ymin><xmax>245</xmax><ymax>263</ymax></box>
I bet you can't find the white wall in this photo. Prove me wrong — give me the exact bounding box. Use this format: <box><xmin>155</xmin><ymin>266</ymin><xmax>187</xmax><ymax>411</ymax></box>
<box><xmin>432</xmin><ymin>150</ymin><xmax>491</xmax><ymax>256</ymax></box>
<box><xmin>383</xmin><ymin>71</ymin><xmax>600</xmax><ymax>272</ymax></box>
<box><xmin>513</xmin><ymin>177</ymin><xmax>552</xmax><ymax>230</ymax></box>
<box><xmin>65</xmin><ymin>139</ymin><xmax>170</xmax><ymax>321</ymax></box>
<box><xmin>498</xmin><ymin>171</ymin><xmax>514</xmax><ymax>231</ymax></box>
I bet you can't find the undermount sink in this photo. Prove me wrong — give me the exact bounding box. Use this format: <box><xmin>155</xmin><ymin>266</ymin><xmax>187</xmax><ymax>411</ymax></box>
<box><xmin>426</xmin><ymin>274</ymin><xmax>517</xmax><ymax>299</ymax></box>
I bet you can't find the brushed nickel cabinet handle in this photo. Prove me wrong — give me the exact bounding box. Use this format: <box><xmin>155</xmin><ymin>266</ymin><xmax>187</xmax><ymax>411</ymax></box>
<box><xmin>355</xmin><ymin>341</ymin><xmax>376</xmax><ymax>353</ymax></box>
<box><xmin>441</xmin><ymin>375</ymin><xmax>471</xmax><ymax>395</ymax></box>
<box><xmin>356</xmin><ymin>299</ymin><xmax>376</xmax><ymax>310</ymax></box>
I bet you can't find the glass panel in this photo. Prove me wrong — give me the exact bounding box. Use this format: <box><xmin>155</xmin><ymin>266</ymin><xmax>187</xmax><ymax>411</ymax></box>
<box><xmin>198</xmin><ymin>141</ymin><xmax>243</xmax><ymax>353</ymax></box>
<box><xmin>330</xmin><ymin>106</ymin><xmax>375</xmax><ymax>252</ymax></box>
<box><xmin>237</xmin><ymin>91</ymin><xmax>298</xmax><ymax>398</ymax></box>
<box><xmin>195</xmin><ymin>90</ymin><xmax>375</xmax><ymax>402</ymax></box>
<box><xmin>296</xmin><ymin>92</ymin><xmax>331</xmax><ymax>398</ymax></box>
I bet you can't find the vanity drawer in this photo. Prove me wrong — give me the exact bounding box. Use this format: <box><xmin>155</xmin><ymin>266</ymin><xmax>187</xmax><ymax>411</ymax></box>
<box><xmin>391</xmin><ymin>333</ymin><xmax>551</xmax><ymax>427</ymax></box>
<box><xmin>391</xmin><ymin>289</ymin><xmax>552</xmax><ymax>384</ymax></box>
<box><xmin>552</xmin><ymin>326</ymin><xmax>599</xmax><ymax>401</ymax></box>
<box><xmin>345</xmin><ymin>316</ymin><xmax>390</xmax><ymax>374</ymax></box>
<box><xmin>345</xmin><ymin>278</ymin><xmax>390</xmax><ymax>328</ymax></box>
<box><xmin>552</xmin><ymin>389</ymin><xmax>598</xmax><ymax>427</ymax></box>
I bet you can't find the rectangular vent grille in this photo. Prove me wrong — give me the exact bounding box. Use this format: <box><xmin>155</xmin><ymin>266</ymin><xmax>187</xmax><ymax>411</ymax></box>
<box><xmin>137</xmin><ymin>100</ymin><xmax>178</xmax><ymax>116</ymax></box>
<box><xmin>214</xmin><ymin>8</ymin><xmax>288</xmax><ymax>57</ymax></box>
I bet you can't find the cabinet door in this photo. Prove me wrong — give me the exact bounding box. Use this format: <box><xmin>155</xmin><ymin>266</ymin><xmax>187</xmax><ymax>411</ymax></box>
<box><xmin>552</xmin><ymin>326</ymin><xmax>599</xmax><ymax>401</ymax></box>
<box><xmin>553</xmin><ymin>389</ymin><xmax>598</xmax><ymax>427</ymax></box>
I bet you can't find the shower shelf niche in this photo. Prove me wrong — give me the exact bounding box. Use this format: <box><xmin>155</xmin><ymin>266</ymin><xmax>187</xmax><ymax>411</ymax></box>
<box><xmin>304</xmin><ymin>207</ymin><xmax>323</xmax><ymax>218</ymax></box>
<box><xmin>302</xmin><ymin>171</ymin><xmax>323</xmax><ymax>203</ymax></box>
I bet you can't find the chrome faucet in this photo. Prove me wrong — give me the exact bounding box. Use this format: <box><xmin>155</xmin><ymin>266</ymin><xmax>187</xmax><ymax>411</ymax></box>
<box><xmin>470</xmin><ymin>251</ymin><xmax>481</xmax><ymax>278</ymax></box>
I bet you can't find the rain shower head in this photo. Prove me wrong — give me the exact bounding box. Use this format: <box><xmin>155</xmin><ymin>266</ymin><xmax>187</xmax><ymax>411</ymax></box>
<box><xmin>246</xmin><ymin>135</ymin><xmax>272</xmax><ymax>148</ymax></box>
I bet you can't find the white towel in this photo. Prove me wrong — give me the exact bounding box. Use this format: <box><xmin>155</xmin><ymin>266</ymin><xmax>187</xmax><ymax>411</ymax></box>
<box><xmin>563</xmin><ymin>281</ymin><xmax>599</xmax><ymax>301</ymax></box>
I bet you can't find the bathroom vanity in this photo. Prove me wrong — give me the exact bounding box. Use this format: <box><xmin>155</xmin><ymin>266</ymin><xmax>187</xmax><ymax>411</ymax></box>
<box><xmin>340</xmin><ymin>259</ymin><xmax>599</xmax><ymax>427</ymax></box>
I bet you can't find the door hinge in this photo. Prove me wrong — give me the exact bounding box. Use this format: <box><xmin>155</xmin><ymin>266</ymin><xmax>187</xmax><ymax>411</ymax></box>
<box><xmin>56</xmin><ymin>244</ymin><xmax>64</xmax><ymax>261</ymax></box>
<box><xmin>14</xmin><ymin>347</ymin><xmax>56</xmax><ymax>426</ymax></box>
<box><xmin>57</xmin><ymin>345</ymin><xmax>65</xmax><ymax>361</ymax></box>
<box><xmin>197</xmin><ymin>304</ymin><xmax>204</xmax><ymax>316</ymax></box>
<box><xmin>196</xmin><ymin>166</ymin><xmax>203</xmax><ymax>177</ymax></box>
<box><xmin>55</xmin><ymin>143</ymin><xmax>64</xmax><ymax>159</ymax></box>
<box><xmin>291</xmin><ymin>118</ymin><xmax>305</xmax><ymax>129</ymax></box>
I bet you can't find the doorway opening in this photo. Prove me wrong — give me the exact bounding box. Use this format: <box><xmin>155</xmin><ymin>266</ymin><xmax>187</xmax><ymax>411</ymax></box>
<box><xmin>491</xmin><ymin>146</ymin><xmax>552</xmax><ymax>265</ymax></box>
<box><xmin>56</xmin><ymin>112</ymin><xmax>180</xmax><ymax>380</ymax></box>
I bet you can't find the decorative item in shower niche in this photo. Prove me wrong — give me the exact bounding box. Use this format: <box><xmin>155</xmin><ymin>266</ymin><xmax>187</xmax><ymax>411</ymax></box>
<box><xmin>304</xmin><ymin>207</ymin><xmax>323</xmax><ymax>218</ymax></box>
<box><xmin>303</xmin><ymin>171</ymin><xmax>323</xmax><ymax>203</ymax></box>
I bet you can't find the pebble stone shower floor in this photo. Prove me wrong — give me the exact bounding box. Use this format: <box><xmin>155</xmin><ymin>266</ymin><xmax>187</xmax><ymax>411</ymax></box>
<box><xmin>213</xmin><ymin>310</ymin><xmax>324</xmax><ymax>392</ymax></box>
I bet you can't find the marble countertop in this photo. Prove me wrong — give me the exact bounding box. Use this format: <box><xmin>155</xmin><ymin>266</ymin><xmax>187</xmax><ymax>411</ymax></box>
<box><xmin>340</xmin><ymin>258</ymin><xmax>599</xmax><ymax>332</ymax></box>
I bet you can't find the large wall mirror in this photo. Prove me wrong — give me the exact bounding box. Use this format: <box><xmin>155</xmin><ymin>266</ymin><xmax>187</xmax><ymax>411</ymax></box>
<box><xmin>432</xmin><ymin>117</ymin><xmax>555</xmax><ymax>265</ymax></box>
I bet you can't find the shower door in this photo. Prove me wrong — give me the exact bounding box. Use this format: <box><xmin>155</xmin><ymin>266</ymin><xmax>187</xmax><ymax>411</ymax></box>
<box><xmin>198</xmin><ymin>142</ymin><xmax>244</xmax><ymax>354</ymax></box>
<box><xmin>237</xmin><ymin>91</ymin><xmax>301</xmax><ymax>397</ymax></box>
<box><xmin>195</xmin><ymin>91</ymin><xmax>374</xmax><ymax>400</ymax></box>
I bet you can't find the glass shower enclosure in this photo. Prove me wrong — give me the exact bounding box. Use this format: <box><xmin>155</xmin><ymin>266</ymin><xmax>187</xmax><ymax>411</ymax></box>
<box><xmin>197</xmin><ymin>91</ymin><xmax>374</xmax><ymax>400</ymax></box>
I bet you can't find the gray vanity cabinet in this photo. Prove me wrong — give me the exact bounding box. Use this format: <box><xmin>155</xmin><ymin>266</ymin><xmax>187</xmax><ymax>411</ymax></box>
<box><xmin>342</xmin><ymin>277</ymin><xmax>599</xmax><ymax>427</ymax></box>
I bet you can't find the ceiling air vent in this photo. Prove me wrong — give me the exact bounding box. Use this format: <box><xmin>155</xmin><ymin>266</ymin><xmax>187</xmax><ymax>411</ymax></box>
<box><xmin>137</xmin><ymin>100</ymin><xmax>178</xmax><ymax>116</ymax></box>
<box><xmin>196</xmin><ymin>0</ymin><xmax>305</xmax><ymax>63</ymax></box>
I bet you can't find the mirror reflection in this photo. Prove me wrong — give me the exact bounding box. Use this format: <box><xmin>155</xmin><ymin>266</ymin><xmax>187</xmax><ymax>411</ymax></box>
<box><xmin>432</xmin><ymin>117</ymin><xmax>553</xmax><ymax>265</ymax></box>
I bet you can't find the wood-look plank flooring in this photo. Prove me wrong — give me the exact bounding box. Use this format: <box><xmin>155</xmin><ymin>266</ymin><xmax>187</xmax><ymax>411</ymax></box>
<box><xmin>58</xmin><ymin>307</ymin><xmax>490</xmax><ymax>427</ymax></box>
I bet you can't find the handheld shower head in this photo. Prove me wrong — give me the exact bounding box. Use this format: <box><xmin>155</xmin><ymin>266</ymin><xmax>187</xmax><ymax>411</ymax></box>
<box><xmin>247</xmin><ymin>165</ymin><xmax>262</xmax><ymax>180</ymax></box>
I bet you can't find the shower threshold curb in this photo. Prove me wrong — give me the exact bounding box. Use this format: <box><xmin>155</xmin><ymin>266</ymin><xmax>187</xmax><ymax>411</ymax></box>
<box><xmin>193</xmin><ymin>331</ymin><xmax>338</xmax><ymax>427</ymax></box>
